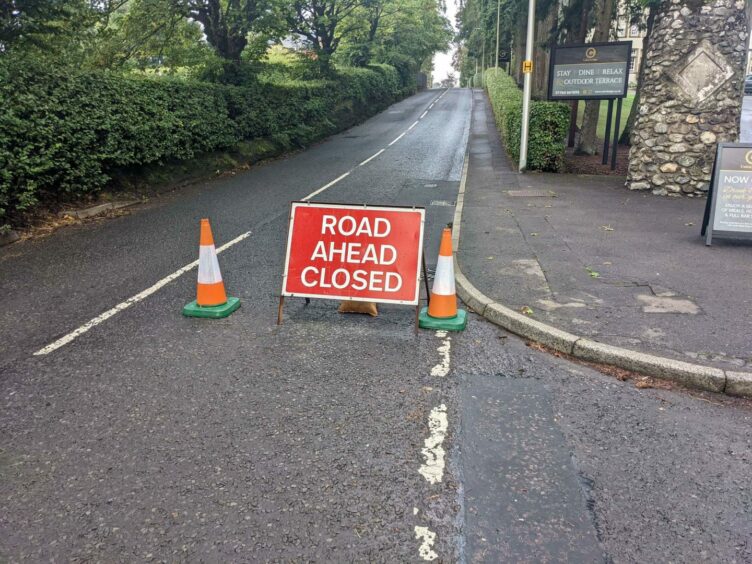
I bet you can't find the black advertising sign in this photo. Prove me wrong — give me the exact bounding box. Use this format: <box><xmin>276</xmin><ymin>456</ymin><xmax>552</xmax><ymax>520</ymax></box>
<box><xmin>702</xmin><ymin>143</ymin><xmax>752</xmax><ymax>245</ymax></box>
<box><xmin>548</xmin><ymin>42</ymin><xmax>632</xmax><ymax>100</ymax></box>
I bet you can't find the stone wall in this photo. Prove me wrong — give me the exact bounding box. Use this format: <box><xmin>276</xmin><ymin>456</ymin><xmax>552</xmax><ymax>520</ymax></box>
<box><xmin>627</xmin><ymin>0</ymin><xmax>748</xmax><ymax>196</ymax></box>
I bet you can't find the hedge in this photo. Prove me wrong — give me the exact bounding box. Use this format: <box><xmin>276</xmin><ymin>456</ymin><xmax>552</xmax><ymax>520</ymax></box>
<box><xmin>483</xmin><ymin>69</ymin><xmax>569</xmax><ymax>172</ymax></box>
<box><xmin>0</xmin><ymin>61</ymin><xmax>410</xmax><ymax>229</ymax></box>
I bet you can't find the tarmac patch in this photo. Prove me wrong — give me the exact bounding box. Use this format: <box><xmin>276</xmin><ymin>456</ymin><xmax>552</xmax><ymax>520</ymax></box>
<box><xmin>636</xmin><ymin>294</ymin><xmax>700</xmax><ymax>314</ymax></box>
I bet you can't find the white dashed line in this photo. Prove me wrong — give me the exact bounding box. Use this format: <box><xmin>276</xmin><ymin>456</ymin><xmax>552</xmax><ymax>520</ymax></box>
<box><xmin>301</xmin><ymin>171</ymin><xmax>351</xmax><ymax>201</ymax></box>
<box><xmin>414</xmin><ymin>526</ymin><xmax>439</xmax><ymax>561</ymax></box>
<box><xmin>418</xmin><ymin>404</ymin><xmax>448</xmax><ymax>484</ymax></box>
<box><xmin>420</xmin><ymin>111</ymin><xmax>428</xmax><ymax>119</ymax></box>
<box><xmin>430</xmin><ymin>331</ymin><xmax>451</xmax><ymax>377</ymax></box>
<box><xmin>388</xmin><ymin>132</ymin><xmax>407</xmax><ymax>146</ymax></box>
<box><xmin>408</xmin><ymin>121</ymin><xmax>419</xmax><ymax>130</ymax></box>
<box><xmin>358</xmin><ymin>149</ymin><xmax>385</xmax><ymax>166</ymax></box>
<box><xmin>33</xmin><ymin>231</ymin><xmax>252</xmax><ymax>355</ymax></box>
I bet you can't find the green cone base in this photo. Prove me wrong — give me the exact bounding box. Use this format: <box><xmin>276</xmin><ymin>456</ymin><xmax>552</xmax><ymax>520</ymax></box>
<box><xmin>418</xmin><ymin>307</ymin><xmax>467</xmax><ymax>331</ymax></box>
<box><xmin>182</xmin><ymin>297</ymin><xmax>240</xmax><ymax>319</ymax></box>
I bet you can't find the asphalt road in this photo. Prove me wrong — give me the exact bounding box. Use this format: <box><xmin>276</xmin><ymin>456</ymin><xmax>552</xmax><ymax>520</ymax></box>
<box><xmin>2</xmin><ymin>88</ymin><xmax>751</xmax><ymax>562</ymax></box>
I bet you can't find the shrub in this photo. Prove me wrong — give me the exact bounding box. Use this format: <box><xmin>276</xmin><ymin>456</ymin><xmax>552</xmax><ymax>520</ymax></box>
<box><xmin>483</xmin><ymin>69</ymin><xmax>569</xmax><ymax>172</ymax></box>
<box><xmin>0</xmin><ymin>59</ymin><xmax>410</xmax><ymax>229</ymax></box>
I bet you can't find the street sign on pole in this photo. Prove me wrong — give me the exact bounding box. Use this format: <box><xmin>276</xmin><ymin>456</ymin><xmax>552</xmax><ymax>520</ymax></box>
<box><xmin>281</xmin><ymin>202</ymin><xmax>426</xmax><ymax>305</ymax></box>
<box><xmin>547</xmin><ymin>42</ymin><xmax>632</xmax><ymax>100</ymax></box>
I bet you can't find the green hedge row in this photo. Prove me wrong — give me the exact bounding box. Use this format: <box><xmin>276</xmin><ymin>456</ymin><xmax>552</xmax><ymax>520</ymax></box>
<box><xmin>0</xmin><ymin>61</ymin><xmax>411</xmax><ymax>229</ymax></box>
<box><xmin>483</xmin><ymin>69</ymin><xmax>569</xmax><ymax>172</ymax></box>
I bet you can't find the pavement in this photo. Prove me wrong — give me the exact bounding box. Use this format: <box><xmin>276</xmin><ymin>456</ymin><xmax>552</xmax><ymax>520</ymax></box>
<box><xmin>2</xmin><ymin>88</ymin><xmax>752</xmax><ymax>562</ymax></box>
<box><xmin>458</xmin><ymin>89</ymin><xmax>752</xmax><ymax>384</ymax></box>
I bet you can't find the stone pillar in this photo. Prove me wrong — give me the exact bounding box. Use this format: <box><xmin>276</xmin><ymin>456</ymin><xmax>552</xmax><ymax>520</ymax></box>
<box><xmin>627</xmin><ymin>0</ymin><xmax>748</xmax><ymax>196</ymax></box>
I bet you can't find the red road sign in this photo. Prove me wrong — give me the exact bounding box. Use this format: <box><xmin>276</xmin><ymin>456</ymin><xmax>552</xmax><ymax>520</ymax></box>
<box><xmin>282</xmin><ymin>202</ymin><xmax>425</xmax><ymax>305</ymax></box>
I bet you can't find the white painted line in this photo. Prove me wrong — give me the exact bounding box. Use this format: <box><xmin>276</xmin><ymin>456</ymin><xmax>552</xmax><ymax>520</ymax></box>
<box><xmin>34</xmin><ymin>231</ymin><xmax>252</xmax><ymax>355</ymax></box>
<box><xmin>388</xmin><ymin>132</ymin><xmax>407</xmax><ymax>146</ymax></box>
<box><xmin>414</xmin><ymin>526</ymin><xmax>438</xmax><ymax>561</ymax></box>
<box><xmin>418</xmin><ymin>404</ymin><xmax>448</xmax><ymax>484</ymax></box>
<box><xmin>408</xmin><ymin>121</ymin><xmax>419</xmax><ymax>130</ymax></box>
<box><xmin>429</xmin><ymin>104</ymin><xmax>435</xmax><ymax>109</ymax></box>
<box><xmin>358</xmin><ymin>149</ymin><xmax>385</xmax><ymax>166</ymax></box>
<box><xmin>431</xmin><ymin>331</ymin><xmax>451</xmax><ymax>377</ymax></box>
<box><xmin>420</xmin><ymin>111</ymin><xmax>428</xmax><ymax>119</ymax></box>
<box><xmin>301</xmin><ymin>171</ymin><xmax>350</xmax><ymax>201</ymax></box>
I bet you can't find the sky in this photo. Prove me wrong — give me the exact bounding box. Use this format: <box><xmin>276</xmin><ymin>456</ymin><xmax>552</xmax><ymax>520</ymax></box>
<box><xmin>432</xmin><ymin>0</ymin><xmax>458</xmax><ymax>85</ymax></box>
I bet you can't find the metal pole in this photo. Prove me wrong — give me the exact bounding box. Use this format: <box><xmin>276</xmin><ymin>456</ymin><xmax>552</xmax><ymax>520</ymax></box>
<box><xmin>602</xmin><ymin>99</ymin><xmax>613</xmax><ymax>165</ymax></box>
<box><xmin>518</xmin><ymin>0</ymin><xmax>536</xmax><ymax>172</ymax></box>
<box><xmin>495</xmin><ymin>0</ymin><xmax>501</xmax><ymax>69</ymax></box>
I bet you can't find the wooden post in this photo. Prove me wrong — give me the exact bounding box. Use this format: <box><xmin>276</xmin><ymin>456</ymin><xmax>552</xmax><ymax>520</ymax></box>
<box><xmin>277</xmin><ymin>296</ymin><xmax>285</xmax><ymax>325</ymax></box>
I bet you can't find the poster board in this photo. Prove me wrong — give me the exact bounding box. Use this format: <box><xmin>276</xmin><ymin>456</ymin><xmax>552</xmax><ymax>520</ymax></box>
<box><xmin>702</xmin><ymin>143</ymin><xmax>752</xmax><ymax>245</ymax></box>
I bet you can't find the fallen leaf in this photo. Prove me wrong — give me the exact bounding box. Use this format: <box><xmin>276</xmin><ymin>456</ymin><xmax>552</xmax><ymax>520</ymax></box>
<box><xmin>601</xmin><ymin>225</ymin><xmax>614</xmax><ymax>232</ymax></box>
<box><xmin>520</xmin><ymin>306</ymin><xmax>533</xmax><ymax>315</ymax></box>
<box><xmin>685</xmin><ymin>222</ymin><xmax>694</xmax><ymax>227</ymax></box>
<box><xmin>530</xmin><ymin>232</ymin><xmax>538</xmax><ymax>237</ymax></box>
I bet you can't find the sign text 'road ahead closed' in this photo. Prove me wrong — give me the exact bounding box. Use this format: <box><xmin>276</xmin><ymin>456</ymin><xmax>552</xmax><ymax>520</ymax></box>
<box><xmin>282</xmin><ymin>202</ymin><xmax>425</xmax><ymax>305</ymax></box>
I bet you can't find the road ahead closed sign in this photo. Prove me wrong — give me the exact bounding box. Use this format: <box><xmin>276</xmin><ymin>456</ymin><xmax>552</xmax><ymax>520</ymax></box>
<box><xmin>282</xmin><ymin>202</ymin><xmax>425</xmax><ymax>304</ymax></box>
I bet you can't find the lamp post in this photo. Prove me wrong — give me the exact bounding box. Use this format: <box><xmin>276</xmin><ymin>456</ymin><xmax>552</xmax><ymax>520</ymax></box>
<box><xmin>518</xmin><ymin>0</ymin><xmax>536</xmax><ymax>172</ymax></box>
<box><xmin>495</xmin><ymin>0</ymin><xmax>501</xmax><ymax>69</ymax></box>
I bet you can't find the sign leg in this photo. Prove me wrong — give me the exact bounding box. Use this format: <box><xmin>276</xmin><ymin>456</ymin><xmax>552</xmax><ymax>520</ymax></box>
<box><xmin>602</xmin><ymin>99</ymin><xmax>614</xmax><ymax>165</ymax></box>
<box><xmin>422</xmin><ymin>254</ymin><xmax>431</xmax><ymax>306</ymax></box>
<box><xmin>415</xmin><ymin>304</ymin><xmax>420</xmax><ymax>334</ymax></box>
<box><xmin>277</xmin><ymin>296</ymin><xmax>285</xmax><ymax>325</ymax></box>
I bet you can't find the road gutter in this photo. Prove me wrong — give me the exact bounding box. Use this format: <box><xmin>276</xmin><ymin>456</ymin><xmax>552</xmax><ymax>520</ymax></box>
<box><xmin>451</xmin><ymin>145</ymin><xmax>752</xmax><ymax>398</ymax></box>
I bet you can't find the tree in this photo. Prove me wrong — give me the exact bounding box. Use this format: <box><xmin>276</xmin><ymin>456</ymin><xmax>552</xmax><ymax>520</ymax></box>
<box><xmin>284</xmin><ymin>0</ymin><xmax>362</xmax><ymax>71</ymax></box>
<box><xmin>618</xmin><ymin>0</ymin><xmax>658</xmax><ymax>144</ymax></box>
<box><xmin>576</xmin><ymin>0</ymin><xmax>617</xmax><ymax>155</ymax></box>
<box><xmin>187</xmin><ymin>0</ymin><xmax>266</xmax><ymax>62</ymax></box>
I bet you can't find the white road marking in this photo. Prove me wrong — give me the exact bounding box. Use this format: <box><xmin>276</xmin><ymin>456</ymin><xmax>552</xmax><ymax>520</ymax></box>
<box><xmin>301</xmin><ymin>171</ymin><xmax>351</xmax><ymax>201</ymax></box>
<box><xmin>418</xmin><ymin>404</ymin><xmax>448</xmax><ymax>484</ymax></box>
<box><xmin>408</xmin><ymin>121</ymin><xmax>419</xmax><ymax>130</ymax></box>
<box><xmin>358</xmin><ymin>149</ymin><xmax>385</xmax><ymax>166</ymax></box>
<box><xmin>430</xmin><ymin>331</ymin><xmax>451</xmax><ymax>377</ymax></box>
<box><xmin>388</xmin><ymin>132</ymin><xmax>407</xmax><ymax>146</ymax></box>
<box><xmin>34</xmin><ymin>231</ymin><xmax>252</xmax><ymax>355</ymax></box>
<box><xmin>414</xmin><ymin>526</ymin><xmax>439</xmax><ymax>561</ymax></box>
<box><xmin>420</xmin><ymin>111</ymin><xmax>428</xmax><ymax>119</ymax></box>
<box><xmin>413</xmin><ymin>507</ymin><xmax>419</xmax><ymax>515</ymax></box>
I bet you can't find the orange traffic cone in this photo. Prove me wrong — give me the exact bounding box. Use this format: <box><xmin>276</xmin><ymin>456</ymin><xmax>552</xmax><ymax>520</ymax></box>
<box><xmin>419</xmin><ymin>227</ymin><xmax>467</xmax><ymax>331</ymax></box>
<box><xmin>182</xmin><ymin>219</ymin><xmax>241</xmax><ymax>319</ymax></box>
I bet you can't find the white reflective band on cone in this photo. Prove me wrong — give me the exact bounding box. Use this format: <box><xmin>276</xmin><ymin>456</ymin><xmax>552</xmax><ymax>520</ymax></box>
<box><xmin>198</xmin><ymin>245</ymin><xmax>223</xmax><ymax>284</ymax></box>
<box><xmin>431</xmin><ymin>255</ymin><xmax>456</xmax><ymax>295</ymax></box>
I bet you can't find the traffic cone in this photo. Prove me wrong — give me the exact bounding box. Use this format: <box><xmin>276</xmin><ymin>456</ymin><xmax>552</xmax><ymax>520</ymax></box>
<box><xmin>182</xmin><ymin>218</ymin><xmax>241</xmax><ymax>319</ymax></box>
<box><xmin>419</xmin><ymin>227</ymin><xmax>467</xmax><ymax>331</ymax></box>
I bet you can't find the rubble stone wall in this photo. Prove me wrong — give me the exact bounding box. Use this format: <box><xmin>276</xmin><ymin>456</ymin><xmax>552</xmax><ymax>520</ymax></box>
<box><xmin>627</xmin><ymin>0</ymin><xmax>748</xmax><ymax>196</ymax></box>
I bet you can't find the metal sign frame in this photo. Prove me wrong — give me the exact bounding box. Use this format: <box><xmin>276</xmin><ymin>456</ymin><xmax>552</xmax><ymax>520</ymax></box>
<box><xmin>701</xmin><ymin>142</ymin><xmax>752</xmax><ymax>246</ymax></box>
<box><xmin>547</xmin><ymin>41</ymin><xmax>632</xmax><ymax>101</ymax></box>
